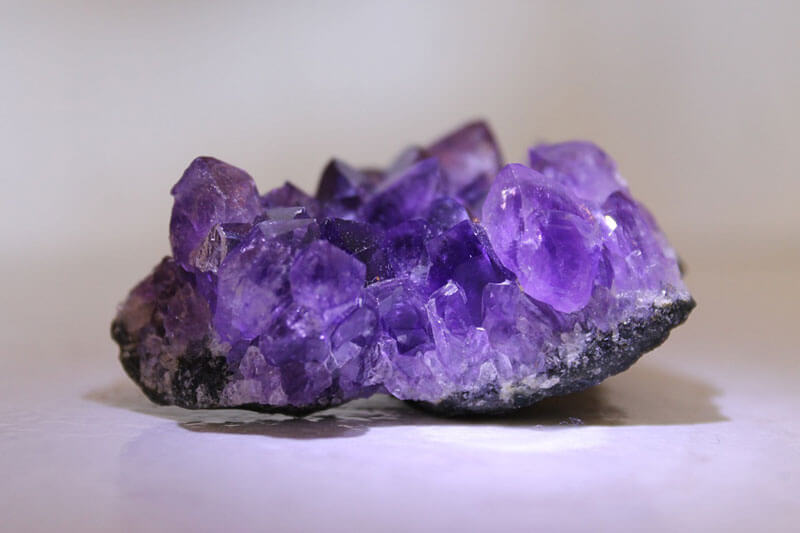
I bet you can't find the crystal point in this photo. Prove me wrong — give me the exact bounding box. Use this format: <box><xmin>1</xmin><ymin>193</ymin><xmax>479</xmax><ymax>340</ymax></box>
<box><xmin>428</xmin><ymin>121</ymin><xmax>503</xmax><ymax>211</ymax></box>
<box><xmin>529</xmin><ymin>140</ymin><xmax>627</xmax><ymax>204</ymax></box>
<box><xmin>169</xmin><ymin>157</ymin><xmax>261</xmax><ymax>270</ymax></box>
<box><xmin>482</xmin><ymin>163</ymin><xmax>600</xmax><ymax>313</ymax></box>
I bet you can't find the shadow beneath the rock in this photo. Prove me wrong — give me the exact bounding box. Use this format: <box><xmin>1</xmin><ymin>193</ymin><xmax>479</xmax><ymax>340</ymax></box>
<box><xmin>85</xmin><ymin>362</ymin><xmax>727</xmax><ymax>440</ymax></box>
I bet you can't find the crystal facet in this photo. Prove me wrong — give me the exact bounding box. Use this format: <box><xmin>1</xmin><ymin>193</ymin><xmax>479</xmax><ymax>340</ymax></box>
<box><xmin>112</xmin><ymin>121</ymin><xmax>694</xmax><ymax>415</ymax></box>
<box><xmin>169</xmin><ymin>157</ymin><xmax>262</xmax><ymax>270</ymax></box>
<box><xmin>482</xmin><ymin>163</ymin><xmax>601</xmax><ymax>313</ymax></box>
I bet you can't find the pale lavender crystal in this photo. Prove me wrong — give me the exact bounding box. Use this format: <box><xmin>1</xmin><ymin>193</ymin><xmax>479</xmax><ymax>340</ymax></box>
<box><xmin>113</xmin><ymin>122</ymin><xmax>694</xmax><ymax>416</ymax></box>
<box><xmin>212</xmin><ymin>223</ymin><xmax>296</xmax><ymax>342</ymax></box>
<box><xmin>482</xmin><ymin>164</ymin><xmax>601</xmax><ymax>313</ymax></box>
<box><xmin>289</xmin><ymin>240</ymin><xmax>366</xmax><ymax>310</ymax></box>
<box><xmin>529</xmin><ymin>141</ymin><xmax>628</xmax><ymax>204</ymax></box>
<box><xmin>600</xmin><ymin>191</ymin><xmax>683</xmax><ymax>291</ymax></box>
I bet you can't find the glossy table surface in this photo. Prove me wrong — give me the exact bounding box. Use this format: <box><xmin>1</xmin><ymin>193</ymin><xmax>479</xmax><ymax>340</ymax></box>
<box><xmin>2</xmin><ymin>260</ymin><xmax>798</xmax><ymax>532</ymax></box>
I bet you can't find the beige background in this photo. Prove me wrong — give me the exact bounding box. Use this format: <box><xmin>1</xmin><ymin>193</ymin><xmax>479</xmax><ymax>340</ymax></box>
<box><xmin>2</xmin><ymin>2</ymin><xmax>798</xmax><ymax>532</ymax></box>
<box><xmin>2</xmin><ymin>1</ymin><xmax>798</xmax><ymax>274</ymax></box>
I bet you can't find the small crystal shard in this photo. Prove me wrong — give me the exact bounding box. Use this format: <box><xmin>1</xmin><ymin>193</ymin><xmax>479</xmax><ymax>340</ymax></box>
<box><xmin>112</xmin><ymin>121</ymin><xmax>694</xmax><ymax>415</ymax></box>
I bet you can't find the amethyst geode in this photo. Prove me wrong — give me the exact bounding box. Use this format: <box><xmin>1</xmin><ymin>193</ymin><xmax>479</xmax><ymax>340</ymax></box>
<box><xmin>111</xmin><ymin>122</ymin><xmax>694</xmax><ymax>415</ymax></box>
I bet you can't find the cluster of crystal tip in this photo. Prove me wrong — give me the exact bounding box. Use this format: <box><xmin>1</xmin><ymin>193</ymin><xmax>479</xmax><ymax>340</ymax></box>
<box><xmin>112</xmin><ymin>122</ymin><xmax>694</xmax><ymax>415</ymax></box>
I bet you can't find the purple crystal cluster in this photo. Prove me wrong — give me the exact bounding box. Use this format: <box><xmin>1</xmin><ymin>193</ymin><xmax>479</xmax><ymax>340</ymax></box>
<box><xmin>112</xmin><ymin>122</ymin><xmax>694</xmax><ymax>415</ymax></box>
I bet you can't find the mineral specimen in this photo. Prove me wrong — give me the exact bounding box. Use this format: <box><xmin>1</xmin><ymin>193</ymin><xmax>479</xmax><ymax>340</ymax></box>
<box><xmin>111</xmin><ymin>121</ymin><xmax>694</xmax><ymax>415</ymax></box>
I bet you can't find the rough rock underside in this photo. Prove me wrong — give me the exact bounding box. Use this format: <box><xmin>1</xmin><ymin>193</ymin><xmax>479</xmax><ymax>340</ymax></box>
<box><xmin>111</xmin><ymin>122</ymin><xmax>695</xmax><ymax>415</ymax></box>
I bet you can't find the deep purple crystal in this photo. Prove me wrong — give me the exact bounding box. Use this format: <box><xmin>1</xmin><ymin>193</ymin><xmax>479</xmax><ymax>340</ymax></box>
<box><xmin>428</xmin><ymin>121</ymin><xmax>503</xmax><ymax>212</ymax></box>
<box><xmin>261</xmin><ymin>181</ymin><xmax>320</xmax><ymax>216</ymax></box>
<box><xmin>113</xmin><ymin>121</ymin><xmax>694</xmax><ymax>415</ymax></box>
<box><xmin>169</xmin><ymin>157</ymin><xmax>262</xmax><ymax>270</ymax></box>
<box><xmin>315</xmin><ymin>159</ymin><xmax>371</xmax><ymax>219</ymax></box>
<box><xmin>359</xmin><ymin>158</ymin><xmax>446</xmax><ymax>228</ymax></box>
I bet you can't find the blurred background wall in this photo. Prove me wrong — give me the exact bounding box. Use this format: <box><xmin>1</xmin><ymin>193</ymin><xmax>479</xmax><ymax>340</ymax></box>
<box><xmin>2</xmin><ymin>0</ymin><xmax>797</xmax><ymax>284</ymax></box>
